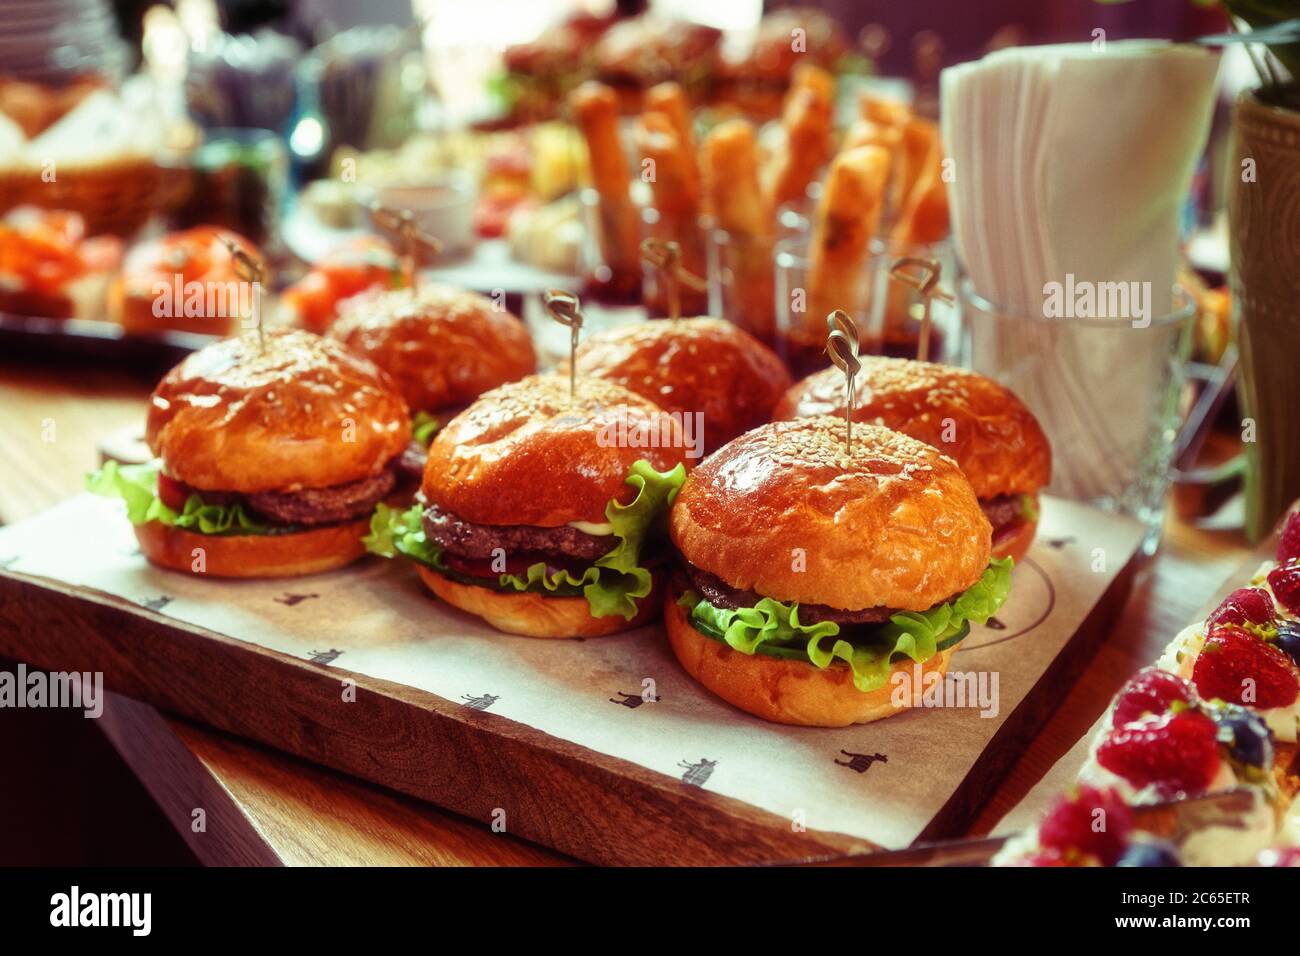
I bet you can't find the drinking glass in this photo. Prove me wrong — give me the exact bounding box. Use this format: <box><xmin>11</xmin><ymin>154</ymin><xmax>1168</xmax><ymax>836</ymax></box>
<box><xmin>961</xmin><ymin>279</ymin><xmax>1196</xmax><ymax>548</ymax></box>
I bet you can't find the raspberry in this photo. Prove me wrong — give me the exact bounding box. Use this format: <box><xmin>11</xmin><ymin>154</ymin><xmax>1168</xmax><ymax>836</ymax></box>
<box><xmin>1038</xmin><ymin>785</ymin><xmax>1132</xmax><ymax>865</ymax></box>
<box><xmin>1112</xmin><ymin>667</ymin><xmax>1194</xmax><ymax>728</ymax></box>
<box><xmin>1278</xmin><ymin>510</ymin><xmax>1300</xmax><ymax>565</ymax></box>
<box><xmin>1206</xmin><ymin>587</ymin><xmax>1277</xmax><ymax>632</ymax></box>
<box><xmin>1267</xmin><ymin>562</ymin><xmax>1300</xmax><ymax>616</ymax></box>
<box><xmin>1096</xmin><ymin>710</ymin><xmax>1221</xmax><ymax>797</ymax></box>
<box><xmin>1192</xmin><ymin>626</ymin><xmax>1299</xmax><ymax>709</ymax></box>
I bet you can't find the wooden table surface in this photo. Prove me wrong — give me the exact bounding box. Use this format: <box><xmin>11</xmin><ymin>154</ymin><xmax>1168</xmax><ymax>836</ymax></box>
<box><xmin>0</xmin><ymin>360</ymin><xmax>1251</xmax><ymax>865</ymax></box>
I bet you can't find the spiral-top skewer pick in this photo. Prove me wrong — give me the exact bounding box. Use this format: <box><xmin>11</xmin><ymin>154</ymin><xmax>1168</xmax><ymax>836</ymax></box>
<box><xmin>825</xmin><ymin>308</ymin><xmax>862</xmax><ymax>460</ymax></box>
<box><xmin>219</xmin><ymin>235</ymin><xmax>266</xmax><ymax>353</ymax></box>
<box><xmin>640</xmin><ymin>237</ymin><xmax>706</xmax><ymax>322</ymax></box>
<box><xmin>888</xmin><ymin>256</ymin><xmax>953</xmax><ymax>361</ymax></box>
<box><xmin>543</xmin><ymin>288</ymin><xmax>584</xmax><ymax>405</ymax></box>
<box><xmin>367</xmin><ymin>202</ymin><xmax>444</xmax><ymax>291</ymax></box>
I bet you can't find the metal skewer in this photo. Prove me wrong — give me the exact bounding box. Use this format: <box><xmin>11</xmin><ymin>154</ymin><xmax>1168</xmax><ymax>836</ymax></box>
<box><xmin>888</xmin><ymin>256</ymin><xmax>953</xmax><ymax>361</ymax></box>
<box><xmin>366</xmin><ymin>202</ymin><xmax>444</xmax><ymax>291</ymax></box>
<box><xmin>640</xmin><ymin>237</ymin><xmax>706</xmax><ymax>322</ymax></box>
<box><xmin>825</xmin><ymin>309</ymin><xmax>861</xmax><ymax>460</ymax></box>
<box><xmin>542</xmin><ymin>288</ymin><xmax>584</xmax><ymax>406</ymax></box>
<box><xmin>219</xmin><ymin>235</ymin><xmax>266</xmax><ymax>352</ymax></box>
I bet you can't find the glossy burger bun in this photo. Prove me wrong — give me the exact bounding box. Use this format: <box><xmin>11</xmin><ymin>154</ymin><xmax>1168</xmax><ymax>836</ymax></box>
<box><xmin>671</xmin><ymin>417</ymin><xmax>992</xmax><ymax>612</ymax></box>
<box><xmin>146</xmin><ymin>328</ymin><xmax>411</xmax><ymax>493</ymax></box>
<box><xmin>329</xmin><ymin>284</ymin><xmax>536</xmax><ymax>415</ymax></box>
<box><xmin>423</xmin><ymin>373</ymin><xmax>689</xmax><ymax>526</ymax></box>
<box><xmin>134</xmin><ymin>517</ymin><xmax>370</xmax><ymax>578</ymax></box>
<box><xmin>416</xmin><ymin>564</ymin><xmax>664</xmax><ymax>638</ymax></box>
<box><xmin>571</xmin><ymin>317</ymin><xmax>791</xmax><ymax>456</ymax></box>
<box><xmin>772</xmin><ymin>356</ymin><xmax>1051</xmax><ymax>501</ymax></box>
<box><xmin>665</xmin><ymin>592</ymin><xmax>959</xmax><ymax>726</ymax></box>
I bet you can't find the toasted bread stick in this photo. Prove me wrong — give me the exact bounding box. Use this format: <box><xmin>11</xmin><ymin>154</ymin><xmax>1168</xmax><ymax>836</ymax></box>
<box><xmin>803</xmin><ymin>145</ymin><xmax>891</xmax><ymax>341</ymax></box>
<box><xmin>702</xmin><ymin>118</ymin><xmax>775</xmax><ymax>339</ymax></box>
<box><xmin>891</xmin><ymin>139</ymin><xmax>949</xmax><ymax>244</ymax></box>
<box><xmin>645</xmin><ymin>82</ymin><xmax>697</xmax><ymax>160</ymax></box>
<box><xmin>637</xmin><ymin>111</ymin><xmax>706</xmax><ymax>315</ymax></box>
<box><xmin>895</xmin><ymin>117</ymin><xmax>940</xmax><ymax>224</ymax></box>
<box><xmin>702</xmin><ymin>119</ymin><xmax>768</xmax><ymax>238</ymax></box>
<box><xmin>571</xmin><ymin>81</ymin><xmax>640</xmax><ymax>279</ymax></box>
<box><xmin>763</xmin><ymin>65</ymin><xmax>835</xmax><ymax>210</ymax></box>
<box><xmin>860</xmin><ymin>93</ymin><xmax>910</xmax><ymax>128</ymax></box>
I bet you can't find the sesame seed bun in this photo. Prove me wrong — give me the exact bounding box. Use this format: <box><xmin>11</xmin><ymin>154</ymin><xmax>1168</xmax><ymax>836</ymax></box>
<box><xmin>771</xmin><ymin>357</ymin><xmax>1051</xmax><ymax>500</ymax></box>
<box><xmin>571</xmin><ymin>317</ymin><xmax>791</xmax><ymax>456</ymax></box>
<box><xmin>670</xmin><ymin>416</ymin><xmax>991</xmax><ymax>612</ymax></box>
<box><xmin>422</xmin><ymin>374</ymin><xmax>689</xmax><ymax>527</ymax></box>
<box><xmin>664</xmin><ymin>590</ymin><xmax>961</xmax><ymax>726</ymax></box>
<box><xmin>416</xmin><ymin>564</ymin><xmax>664</xmax><ymax>638</ymax></box>
<box><xmin>133</xmin><ymin>517</ymin><xmax>370</xmax><ymax>578</ymax></box>
<box><xmin>146</xmin><ymin>329</ymin><xmax>411</xmax><ymax>493</ymax></box>
<box><xmin>329</xmin><ymin>284</ymin><xmax>536</xmax><ymax>415</ymax></box>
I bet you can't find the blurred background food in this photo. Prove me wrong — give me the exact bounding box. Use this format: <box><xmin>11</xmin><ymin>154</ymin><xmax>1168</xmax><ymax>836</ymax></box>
<box><xmin>0</xmin><ymin>0</ymin><xmax>1249</xmax><ymax>523</ymax></box>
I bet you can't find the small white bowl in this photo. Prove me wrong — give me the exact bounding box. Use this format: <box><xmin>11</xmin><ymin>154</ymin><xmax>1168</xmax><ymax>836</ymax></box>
<box><xmin>356</xmin><ymin>171</ymin><xmax>477</xmax><ymax>258</ymax></box>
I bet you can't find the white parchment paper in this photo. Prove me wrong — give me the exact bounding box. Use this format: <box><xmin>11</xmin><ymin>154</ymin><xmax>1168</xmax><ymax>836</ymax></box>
<box><xmin>0</xmin><ymin>494</ymin><xmax>1144</xmax><ymax>848</ymax></box>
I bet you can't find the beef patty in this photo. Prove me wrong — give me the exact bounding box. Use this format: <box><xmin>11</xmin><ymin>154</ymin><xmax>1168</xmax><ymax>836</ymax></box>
<box><xmin>980</xmin><ymin>494</ymin><xmax>1025</xmax><ymax>533</ymax></box>
<box><xmin>245</xmin><ymin>469</ymin><xmax>396</xmax><ymax>526</ymax></box>
<box><xmin>391</xmin><ymin>440</ymin><xmax>428</xmax><ymax>487</ymax></box>
<box><xmin>171</xmin><ymin>462</ymin><xmax>399</xmax><ymax>527</ymax></box>
<box><xmin>680</xmin><ymin>563</ymin><xmax>896</xmax><ymax>626</ymax></box>
<box><xmin>422</xmin><ymin>502</ymin><xmax>616</xmax><ymax>561</ymax></box>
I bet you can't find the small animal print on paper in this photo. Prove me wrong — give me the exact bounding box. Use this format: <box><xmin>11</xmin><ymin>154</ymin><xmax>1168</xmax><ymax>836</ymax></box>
<box><xmin>678</xmin><ymin>758</ymin><xmax>716</xmax><ymax>787</ymax></box>
<box><xmin>834</xmin><ymin>750</ymin><xmax>887</xmax><ymax>774</ymax></box>
<box><xmin>609</xmin><ymin>690</ymin><xmax>661</xmax><ymax>708</ymax></box>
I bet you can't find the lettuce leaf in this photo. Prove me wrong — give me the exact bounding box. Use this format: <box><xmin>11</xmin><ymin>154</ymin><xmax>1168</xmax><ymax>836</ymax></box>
<box><xmin>681</xmin><ymin>556</ymin><xmax>1014</xmax><ymax>693</ymax></box>
<box><xmin>501</xmin><ymin>460</ymin><xmax>687</xmax><ymax>620</ymax></box>
<box><xmin>412</xmin><ymin>411</ymin><xmax>441</xmax><ymax>446</ymax></box>
<box><xmin>86</xmin><ymin>460</ymin><xmax>275</xmax><ymax>535</ymax></box>
<box><xmin>364</xmin><ymin>501</ymin><xmax>443</xmax><ymax>567</ymax></box>
<box><xmin>366</xmin><ymin>459</ymin><xmax>687</xmax><ymax>621</ymax></box>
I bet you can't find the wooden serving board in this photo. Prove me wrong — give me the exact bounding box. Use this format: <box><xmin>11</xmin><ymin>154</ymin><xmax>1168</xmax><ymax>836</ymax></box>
<box><xmin>995</xmin><ymin>506</ymin><xmax>1291</xmax><ymax>836</ymax></box>
<box><xmin>0</xmin><ymin>494</ymin><xmax>1145</xmax><ymax>866</ymax></box>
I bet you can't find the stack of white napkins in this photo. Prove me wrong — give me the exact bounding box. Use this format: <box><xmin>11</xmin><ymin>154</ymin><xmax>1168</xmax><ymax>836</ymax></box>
<box><xmin>940</xmin><ymin>42</ymin><xmax>1220</xmax><ymax>506</ymax></box>
<box><xmin>941</xmin><ymin>41</ymin><xmax>1220</xmax><ymax>317</ymax></box>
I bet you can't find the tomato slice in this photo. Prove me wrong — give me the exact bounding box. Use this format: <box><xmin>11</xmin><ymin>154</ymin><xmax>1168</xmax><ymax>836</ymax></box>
<box><xmin>156</xmin><ymin>472</ymin><xmax>191</xmax><ymax>512</ymax></box>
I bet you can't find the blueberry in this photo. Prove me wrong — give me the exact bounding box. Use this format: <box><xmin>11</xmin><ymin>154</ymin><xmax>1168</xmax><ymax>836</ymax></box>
<box><xmin>1116</xmin><ymin>840</ymin><xmax>1182</xmax><ymax>867</ymax></box>
<box><xmin>1275</xmin><ymin>621</ymin><xmax>1300</xmax><ymax>667</ymax></box>
<box><xmin>1211</xmin><ymin>703</ymin><xmax>1274</xmax><ymax>770</ymax></box>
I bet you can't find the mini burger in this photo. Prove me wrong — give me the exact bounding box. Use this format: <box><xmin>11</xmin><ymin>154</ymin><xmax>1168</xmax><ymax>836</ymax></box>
<box><xmin>330</xmin><ymin>283</ymin><xmax>537</xmax><ymax>451</ymax></box>
<box><xmin>366</xmin><ymin>374</ymin><xmax>688</xmax><ymax>638</ymax></box>
<box><xmin>772</xmin><ymin>356</ymin><xmax>1051</xmax><ymax>561</ymax></box>
<box><xmin>666</xmin><ymin>417</ymin><xmax>1012</xmax><ymax>727</ymax></box>
<box><xmin>571</xmin><ymin>317</ymin><xmax>792</xmax><ymax>459</ymax></box>
<box><xmin>88</xmin><ymin>329</ymin><xmax>411</xmax><ymax>578</ymax></box>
